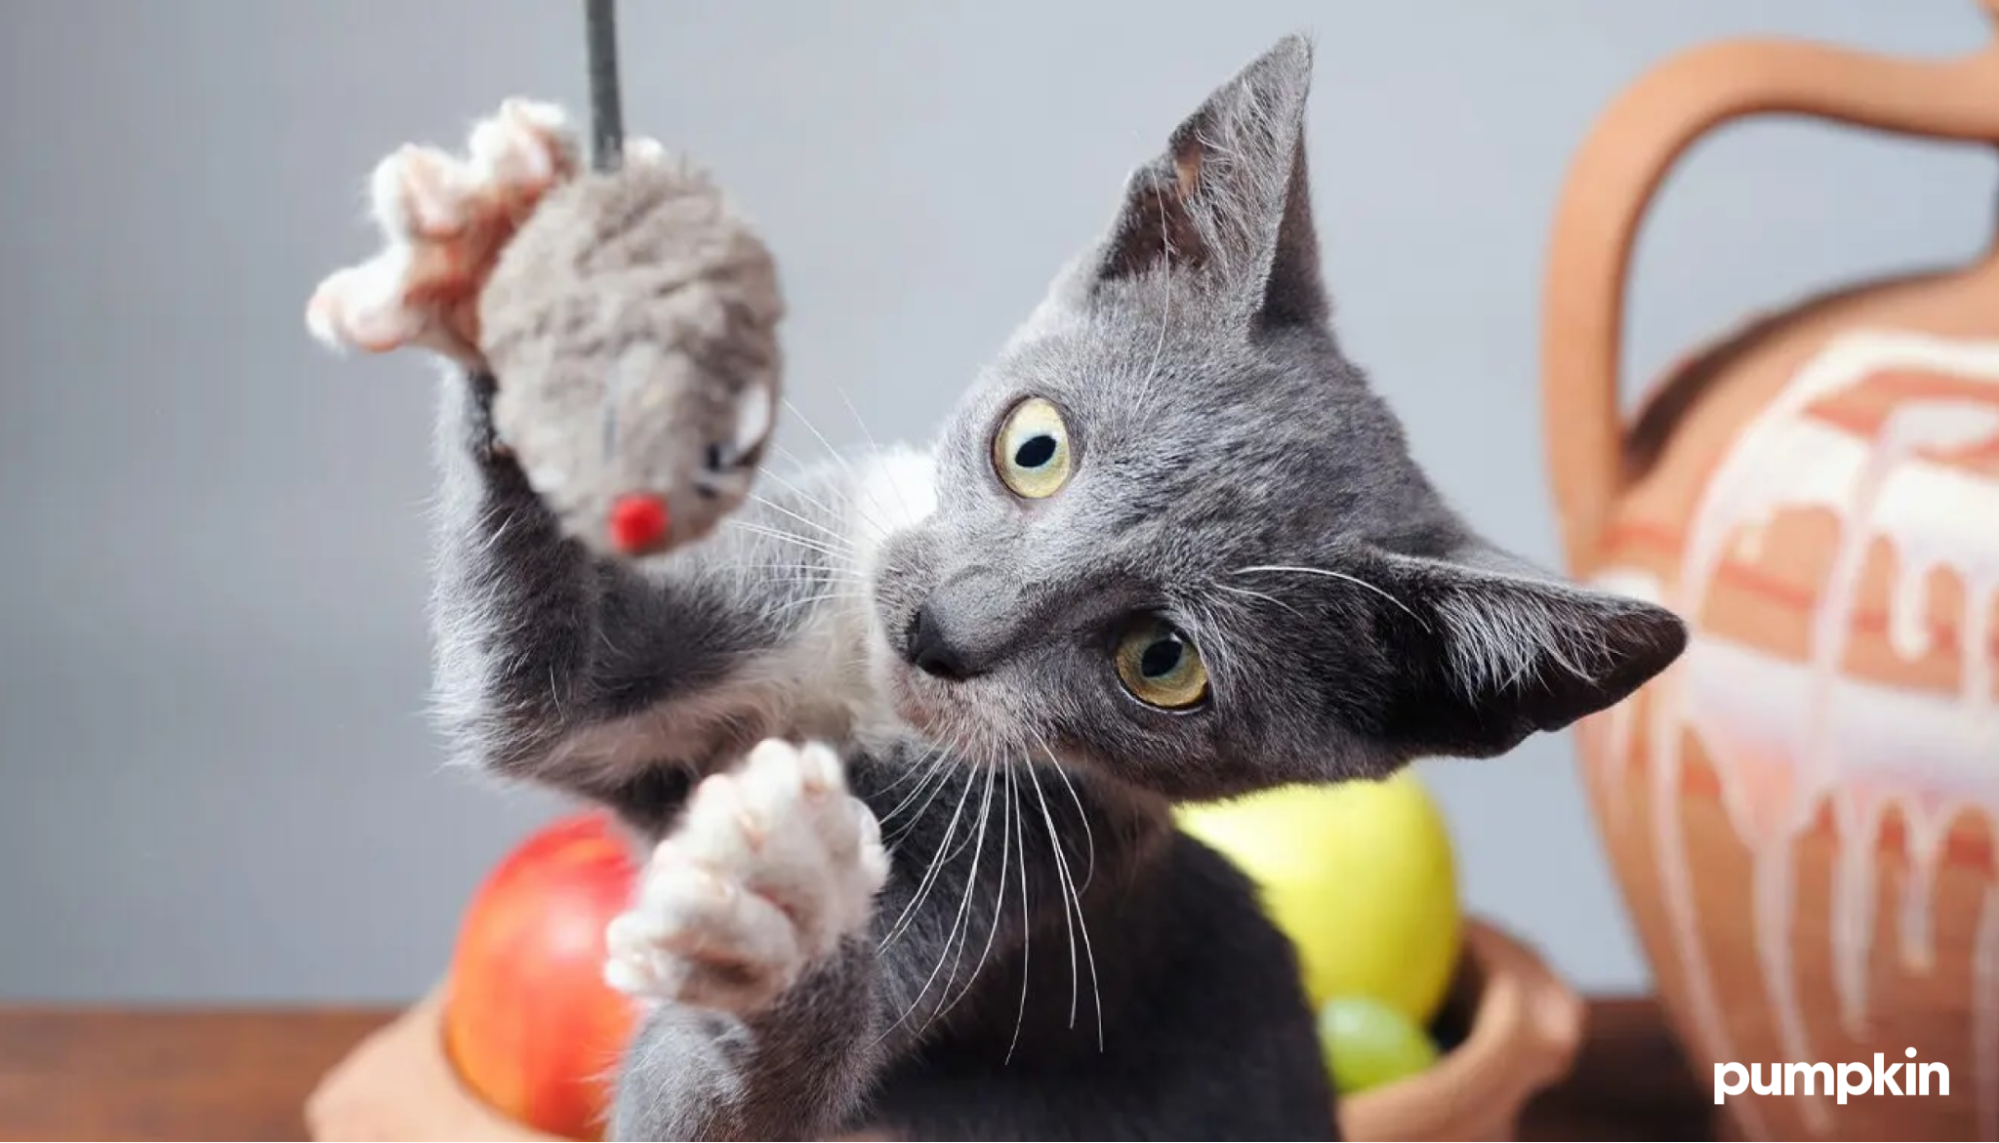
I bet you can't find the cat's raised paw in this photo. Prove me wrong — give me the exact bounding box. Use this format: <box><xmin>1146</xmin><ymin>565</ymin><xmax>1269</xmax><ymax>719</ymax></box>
<box><xmin>603</xmin><ymin>739</ymin><xmax>888</xmax><ymax>1014</ymax></box>
<box><xmin>304</xmin><ymin>98</ymin><xmax>584</xmax><ymax>366</ymax></box>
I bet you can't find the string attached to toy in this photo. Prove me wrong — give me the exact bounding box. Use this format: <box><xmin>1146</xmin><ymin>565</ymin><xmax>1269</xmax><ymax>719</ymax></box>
<box><xmin>581</xmin><ymin>0</ymin><xmax>671</xmax><ymax>552</ymax></box>
<box><xmin>584</xmin><ymin>0</ymin><xmax>625</xmax><ymax>173</ymax></box>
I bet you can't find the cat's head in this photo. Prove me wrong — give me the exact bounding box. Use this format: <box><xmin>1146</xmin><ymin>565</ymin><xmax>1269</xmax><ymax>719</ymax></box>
<box><xmin>865</xmin><ymin>34</ymin><xmax>1685</xmax><ymax>801</ymax></box>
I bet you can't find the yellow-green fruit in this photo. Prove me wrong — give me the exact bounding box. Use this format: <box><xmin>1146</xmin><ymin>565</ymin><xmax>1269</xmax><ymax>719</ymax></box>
<box><xmin>1176</xmin><ymin>772</ymin><xmax>1461</xmax><ymax>1023</ymax></box>
<box><xmin>1318</xmin><ymin>994</ymin><xmax>1440</xmax><ymax>1095</ymax></box>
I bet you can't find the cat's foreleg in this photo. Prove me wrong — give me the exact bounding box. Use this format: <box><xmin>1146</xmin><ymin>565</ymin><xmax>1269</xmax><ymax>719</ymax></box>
<box><xmin>605</xmin><ymin>738</ymin><xmax>890</xmax><ymax>1141</ymax></box>
<box><xmin>308</xmin><ymin>102</ymin><xmax>769</xmax><ymax>798</ymax></box>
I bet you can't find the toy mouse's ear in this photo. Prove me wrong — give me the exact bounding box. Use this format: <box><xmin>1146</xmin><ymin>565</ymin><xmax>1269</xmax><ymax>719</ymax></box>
<box><xmin>1090</xmin><ymin>34</ymin><xmax>1327</xmax><ymax>332</ymax></box>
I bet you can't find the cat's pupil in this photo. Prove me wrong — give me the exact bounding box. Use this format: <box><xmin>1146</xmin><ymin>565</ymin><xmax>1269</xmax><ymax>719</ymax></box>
<box><xmin>1140</xmin><ymin>637</ymin><xmax>1182</xmax><ymax>678</ymax></box>
<box><xmin>1014</xmin><ymin>435</ymin><xmax>1057</xmax><ymax>468</ymax></box>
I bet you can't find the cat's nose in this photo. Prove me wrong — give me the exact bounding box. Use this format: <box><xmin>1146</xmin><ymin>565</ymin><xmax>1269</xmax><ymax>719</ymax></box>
<box><xmin>905</xmin><ymin>602</ymin><xmax>981</xmax><ymax>682</ymax></box>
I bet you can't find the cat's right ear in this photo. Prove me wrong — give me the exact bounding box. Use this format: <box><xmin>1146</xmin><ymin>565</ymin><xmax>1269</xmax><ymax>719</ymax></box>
<box><xmin>1085</xmin><ymin>33</ymin><xmax>1328</xmax><ymax>333</ymax></box>
<box><xmin>1338</xmin><ymin>542</ymin><xmax>1688</xmax><ymax>769</ymax></box>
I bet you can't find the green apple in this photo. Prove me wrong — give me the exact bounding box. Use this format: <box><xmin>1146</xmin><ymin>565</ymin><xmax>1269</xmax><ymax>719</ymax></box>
<box><xmin>1176</xmin><ymin>771</ymin><xmax>1461</xmax><ymax>1023</ymax></box>
<box><xmin>1318</xmin><ymin>994</ymin><xmax>1440</xmax><ymax>1095</ymax></box>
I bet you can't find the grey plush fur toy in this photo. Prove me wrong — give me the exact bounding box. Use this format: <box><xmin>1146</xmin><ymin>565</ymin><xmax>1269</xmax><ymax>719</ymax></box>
<box><xmin>482</xmin><ymin>154</ymin><xmax>783</xmax><ymax>557</ymax></box>
<box><xmin>307</xmin><ymin>36</ymin><xmax>1686</xmax><ymax>1143</ymax></box>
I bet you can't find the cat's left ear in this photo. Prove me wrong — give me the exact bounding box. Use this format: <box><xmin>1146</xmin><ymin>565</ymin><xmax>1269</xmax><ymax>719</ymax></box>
<box><xmin>1349</xmin><ymin>542</ymin><xmax>1688</xmax><ymax>766</ymax></box>
<box><xmin>1090</xmin><ymin>33</ymin><xmax>1327</xmax><ymax>331</ymax></box>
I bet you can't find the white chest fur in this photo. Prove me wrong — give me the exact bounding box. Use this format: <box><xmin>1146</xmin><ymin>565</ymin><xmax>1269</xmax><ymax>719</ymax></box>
<box><xmin>544</xmin><ymin>446</ymin><xmax>938</xmax><ymax>782</ymax></box>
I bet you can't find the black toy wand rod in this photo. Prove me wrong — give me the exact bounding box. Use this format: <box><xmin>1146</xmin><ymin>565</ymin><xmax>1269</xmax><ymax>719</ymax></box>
<box><xmin>585</xmin><ymin>0</ymin><xmax>625</xmax><ymax>173</ymax></box>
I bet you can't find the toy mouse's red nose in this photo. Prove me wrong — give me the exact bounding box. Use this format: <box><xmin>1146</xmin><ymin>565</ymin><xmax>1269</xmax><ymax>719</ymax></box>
<box><xmin>608</xmin><ymin>493</ymin><xmax>669</xmax><ymax>554</ymax></box>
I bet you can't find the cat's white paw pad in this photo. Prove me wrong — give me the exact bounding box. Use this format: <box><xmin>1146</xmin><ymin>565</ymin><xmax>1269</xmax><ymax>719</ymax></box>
<box><xmin>305</xmin><ymin>98</ymin><xmax>579</xmax><ymax>363</ymax></box>
<box><xmin>603</xmin><ymin>739</ymin><xmax>888</xmax><ymax>1013</ymax></box>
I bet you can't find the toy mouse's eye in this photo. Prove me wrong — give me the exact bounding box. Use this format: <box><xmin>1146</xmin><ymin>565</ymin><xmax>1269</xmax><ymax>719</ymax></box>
<box><xmin>1113</xmin><ymin>614</ymin><xmax>1209</xmax><ymax>710</ymax></box>
<box><xmin>703</xmin><ymin>384</ymin><xmax>776</xmax><ymax>476</ymax></box>
<box><xmin>733</xmin><ymin>383</ymin><xmax>773</xmax><ymax>458</ymax></box>
<box><xmin>992</xmin><ymin>397</ymin><xmax>1072</xmax><ymax>499</ymax></box>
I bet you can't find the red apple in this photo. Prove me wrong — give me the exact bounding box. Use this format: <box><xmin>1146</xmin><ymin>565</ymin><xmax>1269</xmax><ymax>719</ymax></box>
<box><xmin>443</xmin><ymin>811</ymin><xmax>641</xmax><ymax>1141</ymax></box>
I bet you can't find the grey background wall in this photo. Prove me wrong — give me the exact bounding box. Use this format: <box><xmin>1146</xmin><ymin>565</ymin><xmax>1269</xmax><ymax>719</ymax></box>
<box><xmin>2</xmin><ymin>0</ymin><xmax>1993</xmax><ymax>1002</ymax></box>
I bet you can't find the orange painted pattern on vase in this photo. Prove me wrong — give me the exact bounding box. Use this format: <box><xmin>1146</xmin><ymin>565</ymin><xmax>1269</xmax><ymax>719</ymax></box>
<box><xmin>1589</xmin><ymin>330</ymin><xmax>1999</xmax><ymax>1139</ymax></box>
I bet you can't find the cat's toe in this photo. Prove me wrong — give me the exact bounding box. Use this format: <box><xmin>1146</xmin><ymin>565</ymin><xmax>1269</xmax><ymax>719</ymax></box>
<box><xmin>604</xmin><ymin>838</ymin><xmax>806</xmax><ymax>1012</ymax></box>
<box><xmin>468</xmin><ymin>98</ymin><xmax>577</xmax><ymax>194</ymax></box>
<box><xmin>369</xmin><ymin>144</ymin><xmax>475</xmax><ymax>242</ymax></box>
<box><xmin>622</xmin><ymin>135</ymin><xmax>667</xmax><ymax>167</ymax></box>
<box><xmin>305</xmin><ymin>256</ymin><xmax>421</xmax><ymax>354</ymax></box>
<box><xmin>731</xmin><ymin>739</ymin><xmax>889</xmax><ymax>944</ymax></box>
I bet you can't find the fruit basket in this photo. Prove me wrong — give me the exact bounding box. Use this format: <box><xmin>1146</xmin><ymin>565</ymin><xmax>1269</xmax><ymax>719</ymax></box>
<box><xmin>304</xmin><ymin>918</ymin><xmax>1582</xmax><ymax>1142</ymax></box>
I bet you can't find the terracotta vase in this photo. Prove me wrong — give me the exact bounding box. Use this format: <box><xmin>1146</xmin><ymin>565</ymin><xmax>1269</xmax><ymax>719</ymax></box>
<box><xmin>1541</xmin><ymin>7</ymin><xmax>1999</xmax><ymax>1140</ymax></box>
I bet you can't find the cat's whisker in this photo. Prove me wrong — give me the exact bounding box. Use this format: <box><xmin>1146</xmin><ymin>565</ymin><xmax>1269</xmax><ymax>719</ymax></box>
<box><xmin>769</xmin><ymin>416</ymin><xmax>892</xmax><ymax>544</ymax></box>
<box><xmin>935</xmin><ymin>797</ymin><xmax>985</xmax><ymax>869</ymax></box>
<box><xmin>736</xmin><ymin>543</ymin><xmax>848</xmax><ymax>579</ymax></box>
<box><xmin>782</xmin><ymin>397</ymin><xmax>903</xmax><ymax>534</ymax></box>
<box><xmin>764</xmin><ymin>452</ymin><xmax>852</xmax><ymax>509</ymax></box>
<box><xmin>780</xmin><ymin>398</ymin><xmax>857</xmax><ymax>475</ymax></box>
<box><xmin>1213</xmin><ymin>580</ymin><xmax>1307</xmax><ymax>619</ymax></box>
<box><xmin>730</xmin><ymin>560</ymin><xmax>845</xmax><ymax>573</ymax></box>
<box><xmin>1182</xmin><ymin>600</ymin><xmax>1239</xmax><ymax>708</ymax></box>
<box><xmin>880</xmin><ymin>746</ymin><xmax>979</xmax><ymax>951</ymax></box>
<box><xmin>1036</xmin><ymin>736</ymin><xmax>1097</xmax><ymax>892</ymax></box>
<box><xmin>743</xmin><ymin>575</ymin><xmax>867</xmax><ymax>603</ymax></box>
<box><xmin>1003</xmin><ymin>760</ymin><xmax>1035</xmax><ymax>1064</ymax></box>
<box><xmin>775</xmin><ymin>437</ymin><xmax>895</xmax><ymax>543</ymax></box>
<box><xmin>739</xmin><ymin>519</ymin><xmax>857</xmax><ymax>561</ymax></box>
<box><xmin>948</xmin><ymin>755</ymin><xmax>1002</xmax><ymax>984</ymax></box>
<box><xmin>755</xmin><ymin>572</ymin><xmax>866</xmax><ymax>592</ymax></box>
<box><xmin>880</xmin><ymin>743</ymin><xmax>954</xmax><ymax>829</ymax></box>
<box><xmin>1070</xmin><ymin>842</ymin><xmax>1104</xmax><ymax>1053</ymax></box>
<box><xmin>748</xmin><ymin>493</ymin><xmax>859</xmax><ymax>552</ymax></box>
<box><xmin>905</xmin><ymin>757</ymin><xmax>997</xmax><ymax>1037</ymax></box>
<box><xmin>726</xmin><ymin>519</ymin><xmax>851</xmax><ymax>562</ymax></box>
<box><xmin>934</xmin><ymin>752</ymin><xmax>1016</xmax><ymax>1026</ymax></box>
<box><xmin>770</xmin><ymin>441</ymin><xmax>816</xmax><ymax>476</ymax></box>
<box><xmin>1231</xmin><ymin>563</ymin><xmax>1425</xmax><ymax>625</ymax></box>
<box><xmin>757</xmin><ymin>466</ymin><xmax>884</xmax><ymax>540</ymax></box>
<box><xmin>725</xmin><ymin>516</ymin><xmax>841</xmax><ymax>548</ymax></box>
<box><xmin>764</xmin><ymin>590</ymin><xmax>871</xmax><ymax>618</ymax></box>
<box><xmin>761</xmin><ymin>596</ymin><xmax>856</xmax><ymax>625</ymax></box>
<box><xmin>835</xmin><ymin>385</ymin><xmax>915</xmax><ymax>525</ymax></box>
<box><xmin>748</xmin><ymin>564</ymin><xmax>853</xmax><ymax>581</ymax></box>
<box><xmin>766</xmin><ymin>587</ymin><xmax>864</xmax><ymax>603</ymax></box>
<box><xmin>771</xmin><ymin>444</ymin><xmax>869</xmax><ymax>526</ymax></box>
<box><xmin>874</xmin><ymin>739</ymin><xmax>943</xmax><ymax>804</ymax></box>
<box><xmin>1021</xmin><ymin>759</ymin><xmax>1080</xmax><ymax>1034</ymax></box>
<box><xmin>1039</xmin><ymin>735</ymin><xmax>1103</xmax><ymax>1047</ymax></box>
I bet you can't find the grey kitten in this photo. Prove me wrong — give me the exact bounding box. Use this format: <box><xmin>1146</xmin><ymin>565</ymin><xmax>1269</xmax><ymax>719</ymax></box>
<box><xmin>309</xmin><ymin>33</ymin><xmax>1683</xmax><ymax>1143</ymax></box>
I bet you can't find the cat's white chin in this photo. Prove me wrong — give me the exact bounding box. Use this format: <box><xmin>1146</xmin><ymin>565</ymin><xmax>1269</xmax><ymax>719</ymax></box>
<box><xmin>881</xmin><ymin>659</ymin><xmax>996</xmax><ymax>749</ymax></box>
<box><xmin>883</xmin><ymin>659</ymin><xmax>943</xmax><ymax>727</ymax></box>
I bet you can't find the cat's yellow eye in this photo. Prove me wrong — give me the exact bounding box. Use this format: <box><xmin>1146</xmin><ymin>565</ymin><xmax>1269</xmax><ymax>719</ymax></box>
<box><xmin>1114</xmin><ymin>616</ymin><xmax>1209</xmax><ymax>710</ymax></box>
<box><xmin>992</xmin><ymin>397</ymin><xmax>1072</xmax><ymax>500</ymax></box>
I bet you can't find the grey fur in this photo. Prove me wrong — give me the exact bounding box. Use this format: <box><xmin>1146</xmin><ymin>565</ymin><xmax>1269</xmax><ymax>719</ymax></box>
<box><xmin>422</xmin><ymin>33</ymin><xmax>1684</xmax><ymax>1141</ymax></box>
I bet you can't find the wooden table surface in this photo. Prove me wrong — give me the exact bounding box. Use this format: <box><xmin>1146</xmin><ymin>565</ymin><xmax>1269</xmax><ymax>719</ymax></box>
<box><xmin>0</xmin><ymin>996</ymin><xmax>1711</xmax><ymax>1141</ymax></box>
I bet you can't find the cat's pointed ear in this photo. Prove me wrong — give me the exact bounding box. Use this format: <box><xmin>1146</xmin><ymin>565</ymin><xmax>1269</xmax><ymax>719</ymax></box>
<box><xmin>1091</xmin><ymin>33</ymin><xmax>1327</xmax><ymax>330</ymax></box>
<box><xmin>1357</xmin><ymin>542</ymin><xmax>1687</xmax><ymax>763</ymax></box>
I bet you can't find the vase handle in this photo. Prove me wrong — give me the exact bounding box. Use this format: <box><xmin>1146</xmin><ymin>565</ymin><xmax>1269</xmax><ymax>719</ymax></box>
<box><xmin>1539</xmin><ymin>22</ymin><xmax>1999</xmax><ymax>576</ymax></box>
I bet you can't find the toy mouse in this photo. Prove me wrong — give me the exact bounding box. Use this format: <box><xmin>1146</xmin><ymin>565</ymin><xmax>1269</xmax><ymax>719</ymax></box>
<box><xmin>307</xmin><ymin>97</ymin><xmax>782</xmax><ymax>559</ymax></box>
<box><xmin>481</xmin><ymin>144</ymin><xmax>783</xmax><ymax>557</ymax></box>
